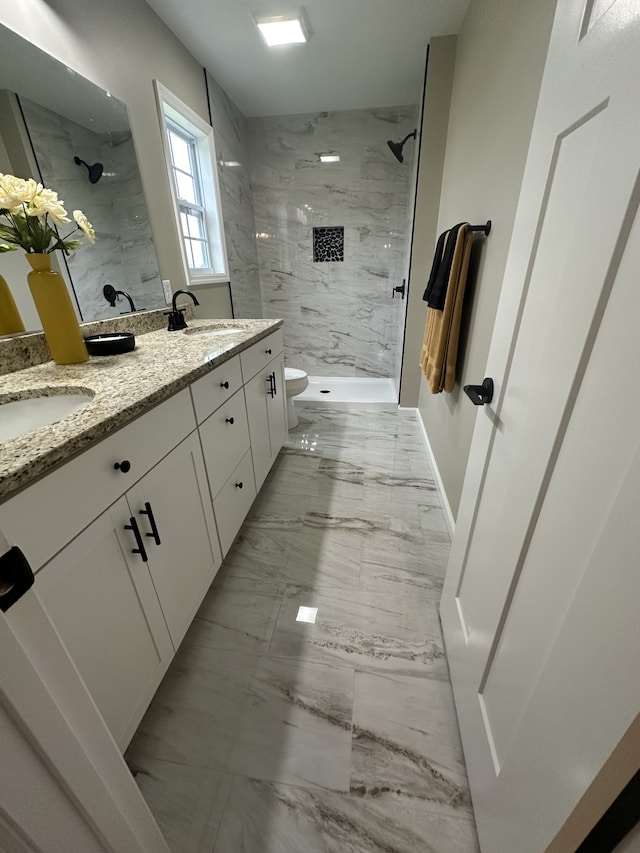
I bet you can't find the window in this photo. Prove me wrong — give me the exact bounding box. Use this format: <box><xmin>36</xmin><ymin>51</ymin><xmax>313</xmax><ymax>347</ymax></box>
<box><xmin>154</xmin><ymin>81</ymin><xmax>228</xmax><ymax>284</ymax></box>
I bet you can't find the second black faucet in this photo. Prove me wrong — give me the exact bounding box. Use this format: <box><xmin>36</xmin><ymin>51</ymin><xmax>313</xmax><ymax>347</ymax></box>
<box><xmin>165</xmin><ymin>288</ymin><xmax>200</xmax><ymax>331</ymax></box>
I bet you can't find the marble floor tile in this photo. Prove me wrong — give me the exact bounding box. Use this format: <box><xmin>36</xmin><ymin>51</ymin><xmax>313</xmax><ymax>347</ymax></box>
<box><xmin>358</xmin><ymin>559</ymin><xmax>444</xmax><ymax>602</ymax></box>
<box><xmin>219</xmin><ymin>522</ymin><xmax>290</xmax><ymax>582</ymax></box>
<box><xmin>213</xmin><ymin>776</ymin><xmax>479</xmax><ymax>853</ymax></box>
<box><xmin>126</xmin><ymin>647</ymin><xmax>259</xmax><ymax>770</ymax></box>
<box><xmin>351</xmin><ymin>671</ymin><xmax>470</xmax><ymax>817</ymax></box>
<box><xmin>131</xmin><ymin>402</ymin><xmax>477</xmax><ymax>850</ymax></box>
<box><xmin>128</xmin><ymin>757</ymin><xmax>231</xmax><ymax>853</ymax></box>
<box><xmin>187</xmin><ymin>577</ymin><xmax>284</xmax><ymax>655</ymax></box>
<box><xmin>268</xmin><ymin>585</ymin><xmax>447</xmax><ymax>677</ymax></box>
<box><xmin>360</xmin><ymin>515</ymin><xmax>449</xmax><ymax>578</ymax></box>
<box><xmin>226</xmin><ymin>657</ymin><xmax>354</xmax><ymax>792</ymax></box>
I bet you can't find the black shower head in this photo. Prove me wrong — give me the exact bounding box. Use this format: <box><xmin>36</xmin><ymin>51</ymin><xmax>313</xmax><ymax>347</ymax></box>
<box><xmin>74</xmin><ymin>156</ymin><xmax>103</xmax><ymax>184</ymax></box>
<box><xmin>387</xmin><ymin>129</ymin><xmax>417</xmax><ymax>164</ymax></box>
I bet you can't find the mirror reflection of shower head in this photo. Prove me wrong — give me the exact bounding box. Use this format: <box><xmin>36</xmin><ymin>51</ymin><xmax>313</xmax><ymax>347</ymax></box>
<box><xmin>387</xmin><ymin>129</ymin><xmax>417</xmax><ymax>164</ymax></box>
<box><xmin>74</xmin><ymin>156</ymin><xmax>103</xmax><ymax>183</ymax></box>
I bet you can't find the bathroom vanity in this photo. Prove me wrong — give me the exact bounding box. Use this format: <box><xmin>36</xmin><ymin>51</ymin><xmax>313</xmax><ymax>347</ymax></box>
<box><xmin>0</xmin><ymin>318</ymin><xmax>285</xmax><ymax>749</ymax></box>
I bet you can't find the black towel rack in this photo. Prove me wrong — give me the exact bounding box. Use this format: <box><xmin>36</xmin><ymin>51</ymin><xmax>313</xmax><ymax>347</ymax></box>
<box><xmin>469</xmin><ymin>220</ymin><xmax>491</xmax><ymax>235</ymax></box>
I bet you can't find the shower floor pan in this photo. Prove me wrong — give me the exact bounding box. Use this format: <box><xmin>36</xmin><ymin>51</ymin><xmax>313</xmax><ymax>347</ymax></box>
<box><xmin>297</xmin><ymin>377</ymin><xmax>397</xmax><ymax>404</ymax></box>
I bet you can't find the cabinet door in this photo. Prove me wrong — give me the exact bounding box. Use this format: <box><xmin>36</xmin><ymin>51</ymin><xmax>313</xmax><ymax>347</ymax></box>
<box><xmin>199</xmin><ymin>389</ymin><xmax>251</xmax><ymax>498</ymax></box>
<box><xmin>244</xmin><ymin>366</ymin><xmax>274</xmax><ymax>491</ymax></box>
<box><xmin>127</xmin><ymin>432</ymin><xmax>222</xmax><ymax>649</ymax></box>
<box><xmin>213</xmin><ymin>450</ymin><xmax>257</xmax><ymax>556</ymax></box>
<box><xmin>35</xmin><ymin>497</ymin><xmax>173</xmax><ymax>751</ymax></box>
<box><xmin>267</xmin><ymin>353</ymin><xmax>287</xmax><ymax>459</ymax></box>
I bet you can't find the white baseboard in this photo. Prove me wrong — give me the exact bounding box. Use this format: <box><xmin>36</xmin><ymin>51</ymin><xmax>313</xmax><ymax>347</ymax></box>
<box><xmin>403</xmin><ymin>407</ymin><xmax>456</xmax><ymax>538</ymax></box>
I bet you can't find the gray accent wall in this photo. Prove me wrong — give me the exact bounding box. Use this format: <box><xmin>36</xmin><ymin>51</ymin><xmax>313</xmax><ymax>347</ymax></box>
<box><xmin>247</xmin><ymin>107</ymin><xmax>418</xmax><ymax>379</ymax></box>
<box><xmin>413</xmin><ymin>0</ymin><xmax>558</xmax><ymax>520</ymax></box>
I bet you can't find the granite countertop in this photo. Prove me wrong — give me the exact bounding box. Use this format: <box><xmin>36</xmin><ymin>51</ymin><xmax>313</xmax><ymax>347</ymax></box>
<box><xmin>0</xmin><ymin>318</ymin><xmax>283</xmax><ymax>502</ymax></box>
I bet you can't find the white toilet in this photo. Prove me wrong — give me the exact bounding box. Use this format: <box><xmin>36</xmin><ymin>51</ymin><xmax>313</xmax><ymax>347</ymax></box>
<box><xmin>284</xmin><ymin>367</ymin><xmax>308</xmax><ymax>429</ymax></box>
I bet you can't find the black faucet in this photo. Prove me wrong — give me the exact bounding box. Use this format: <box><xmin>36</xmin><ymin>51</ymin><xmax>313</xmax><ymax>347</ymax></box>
<box><xmin>103</xmin><ymin>284</ymin><xmax>137</xmax><ymax>313</ymax></box>
<box><xmin>165</xmin><ymin>289</ymin><xmax>200</xmax><ymax>331</ymax></box>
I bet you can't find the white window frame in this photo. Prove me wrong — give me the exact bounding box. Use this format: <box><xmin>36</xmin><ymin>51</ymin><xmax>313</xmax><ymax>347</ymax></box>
<box><xmin>154</xmin><ymin>80</ymin><xmax>229</xmax><ymax>285</ymax></box>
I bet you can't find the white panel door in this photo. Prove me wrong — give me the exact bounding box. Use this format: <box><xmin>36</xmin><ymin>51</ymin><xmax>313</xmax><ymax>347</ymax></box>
<box><xmin>439</xmin><ymin>2</ymin><xmax>640</xmax><ymax>850</ymax></box>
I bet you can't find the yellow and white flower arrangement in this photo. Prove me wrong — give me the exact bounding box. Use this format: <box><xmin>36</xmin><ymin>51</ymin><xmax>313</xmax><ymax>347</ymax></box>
<box><xmin>0</xmin><ymin>173</ymin><xmax>95</xmax><ymax>255</ymax></box>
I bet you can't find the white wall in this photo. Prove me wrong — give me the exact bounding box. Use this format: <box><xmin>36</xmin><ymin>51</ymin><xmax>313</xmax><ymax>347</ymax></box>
<box><xmin>413</xmin><ymin>0</ymin><xmax>557</xmax><ymax>519</ymax></box>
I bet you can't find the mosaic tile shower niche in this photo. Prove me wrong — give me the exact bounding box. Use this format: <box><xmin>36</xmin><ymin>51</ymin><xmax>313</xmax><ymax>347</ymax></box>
<box><xmin>313</xmin><ymin>226</ymin><xmax>344</xmax><ymax>262</ymax></box>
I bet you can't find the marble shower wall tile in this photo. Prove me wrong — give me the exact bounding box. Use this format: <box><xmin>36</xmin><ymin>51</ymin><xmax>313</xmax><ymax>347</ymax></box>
<box><xmin>247</xmin><ymin>106</ymin><xmax>418</xmax><ymax>379</ymax></box>
<box><xmin>20</xmin><ymin>98</ymin><xmax>164</xmax><ymax>321</ymax></box>
<box><xmin>206</xmin><ymin>72</ymin><xmax>263</xmax><ymax>319</ymax></box>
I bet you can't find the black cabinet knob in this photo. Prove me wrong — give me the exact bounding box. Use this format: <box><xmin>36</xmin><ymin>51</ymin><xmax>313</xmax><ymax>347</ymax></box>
<box><xmin>220</xmin><ymin>381</ymin><xmax>229</xmax><ymax>389</ymax></box>
<box><xmin>265</xmin><ymin>348</ymin><xmax>272</xmax><ymax>355</ymax></box>
<box><xmin>114</xmin><ymin>460</ymin><xmax>131</xmax><ymax>473</ymax></box>
<box><xmin>235</xmin><ymin>481</ymin><xmax>244</xmax><ymax>489</ymax></box>
<box><xmin>226</xmin><ymin>416</ymin><xmax>235</xmax><ymax>424</ymax></box>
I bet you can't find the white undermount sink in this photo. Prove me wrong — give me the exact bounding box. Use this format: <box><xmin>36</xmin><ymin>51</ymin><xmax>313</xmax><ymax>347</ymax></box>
<box><xmin>0</xmin><ymin>391</ymin><xmax>94</xmax><ymax>442</ymax></box>
<box><xmin>183</xmin><ymin>323</ymin><xmax>250</xmax><ymax>338</ymax></box>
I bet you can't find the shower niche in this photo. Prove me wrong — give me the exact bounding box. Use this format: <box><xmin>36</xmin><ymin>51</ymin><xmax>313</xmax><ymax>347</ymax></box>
<box><xmin>313</xmin><ymin>225</ymin><xmax>344</xmax><ymax>262</ymax></box>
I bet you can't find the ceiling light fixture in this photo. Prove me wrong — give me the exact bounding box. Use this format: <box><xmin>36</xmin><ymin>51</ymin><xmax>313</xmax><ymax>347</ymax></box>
<box><xmin>254</xmin><ymin>11</ymin><xmax>310</xmax><ymax>47</ymax></box>
<box><xmin>319</xmin><ymin>152</ymin><xmax>340</xmax><ymax>163</ymax></box>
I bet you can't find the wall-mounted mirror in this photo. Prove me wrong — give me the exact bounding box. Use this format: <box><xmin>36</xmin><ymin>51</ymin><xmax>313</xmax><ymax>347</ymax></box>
<box><xmin>0</xmin><ymin>23</ymin><xmax>165</xmax><ymax>330</ymax></box>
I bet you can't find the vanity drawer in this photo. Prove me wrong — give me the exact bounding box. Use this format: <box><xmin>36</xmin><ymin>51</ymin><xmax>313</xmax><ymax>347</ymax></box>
<box><xmin>240</xmin><ymin>330</ymin><xmax>283</xmax><ymax>382</ymax></box>
<box><xmin>213</xmin><ymin>450</ymin><xmax>256</xmax><ymax>556</ymax></box>
<box><xmin>190</xmin><ymin>355</ymin><xmax>242</xmax><ymax>424</ymax></box>
<box><xmin>0</xmin><ymin>389</ymin><xmax>195</xmax><ymax>572</ymax></box>
<box><xmin>199</xmin><ymin>389</ymin><xmax>250</xmax><ymax>498</ymax></box>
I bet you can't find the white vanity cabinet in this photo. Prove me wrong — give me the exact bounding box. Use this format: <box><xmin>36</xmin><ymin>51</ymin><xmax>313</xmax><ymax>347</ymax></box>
<box><xmin>0</xmin><ymin>325</ymin><xmax>286</xmax><ymax>751</ymax></box>
<box><xmin>5</xmin><ymin>390</ymin><xmax>221</xmax><ymax>750</ymax></box>
<box><xmin>241</xmin><ymin>332</ymin><xmax>287</xmax><ymax>491</ymax></box>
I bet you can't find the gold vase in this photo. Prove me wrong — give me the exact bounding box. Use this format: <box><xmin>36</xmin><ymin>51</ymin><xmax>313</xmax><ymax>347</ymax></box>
<box><xmin>26</xmin><ymin>254</ymin><xmax>89</xmax><ymax>365</ymax></box>
<box><xmin>0</xmin><ymin>274</ymin><xmax>26</xmax><ymax>335</ymax></box>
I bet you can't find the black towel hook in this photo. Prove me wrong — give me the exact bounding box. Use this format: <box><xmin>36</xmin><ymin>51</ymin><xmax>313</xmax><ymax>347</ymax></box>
<box><xmin>469</xmin><ymin>220</ymin><xmax>491</xmax><ymax>236</ymax></box>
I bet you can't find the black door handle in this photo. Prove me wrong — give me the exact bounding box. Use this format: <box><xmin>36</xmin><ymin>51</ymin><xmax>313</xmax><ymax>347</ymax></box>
<box><xmin>124</xmin><ymin>516</ymin><xmax>148</xmax><ymax>561</ymax></box>
<box><xmin>139</xmin><ymin>501</ymin><xmax>161</xmax><ymax>546</ymax></box>
<box><xmin>463</xmin><ymin>377</ymin><xmax>494</xmax><ymax>406</ymax></box>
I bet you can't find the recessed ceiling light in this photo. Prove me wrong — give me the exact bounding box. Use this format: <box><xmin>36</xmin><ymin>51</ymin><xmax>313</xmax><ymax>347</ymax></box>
<box><xmin>254</xmin><ymin>12</ymin><xmax>310</xmax><ymax>47</ymax></box>
<box><xmin>319</xmin><ymin>153</ymin><xmax>340</xmax><ymax>163</ymax></box>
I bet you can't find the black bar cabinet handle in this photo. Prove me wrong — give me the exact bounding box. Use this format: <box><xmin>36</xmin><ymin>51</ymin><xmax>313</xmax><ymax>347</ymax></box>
<box><xmin>271</xmin><ymin>370</ymin><xmax>277</xmax><ymax>396</ymax></box>
<box><xmin>139</xmin><ymin>501</ymin><xmax>161</xmax><ymax>546</ymax></box>
<box><xmin>267</xmin><ymin>373</ymin><xmax>275</xmax><ymax>398</ymax></box>
<box><xmin>124</xmin><ymin>517</ymin><xmax>148</xmax><ymax>562</ymax></box>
